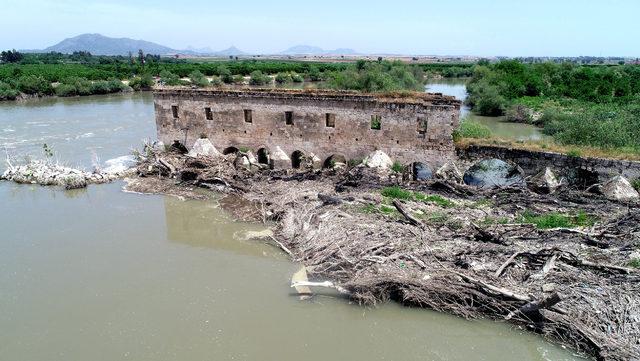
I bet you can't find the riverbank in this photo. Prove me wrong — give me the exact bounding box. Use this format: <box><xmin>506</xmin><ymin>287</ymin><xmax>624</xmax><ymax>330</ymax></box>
<box><xmin>125</xmin><ymin>146</ymin><xmax>640</xmax><ymax>361</ymax></box>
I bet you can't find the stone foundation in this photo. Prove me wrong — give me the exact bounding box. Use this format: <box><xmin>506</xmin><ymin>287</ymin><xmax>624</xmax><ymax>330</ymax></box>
<box><xmin>458</xmin><ymin>144</ymin><xmax>640</xmax><ymax>182</ymax></box>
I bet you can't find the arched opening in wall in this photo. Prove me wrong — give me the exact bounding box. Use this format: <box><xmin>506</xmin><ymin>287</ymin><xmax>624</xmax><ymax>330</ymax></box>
<box><xmin>412</xmin><ymin>162</ymin><xmax>433</xmax><ymax>181</ymax></box>
<box><xmin>323</xmin><ymin>154</ymin><xmax>347</xmax><ymax>169</ymax></box>
<box><xmin>291</xmin><ymin>150</ymin><xmax>305</xmax><ymax>169</ymax></box>
<box><xmin>257</xmin><ymin>148</ymin><xmax>270</xmax><ymax>165</ymax></box>
<box><xmin>223</xmin><ymin>146</ymin><xmax>239</xmax><ymax>155</ymax></box>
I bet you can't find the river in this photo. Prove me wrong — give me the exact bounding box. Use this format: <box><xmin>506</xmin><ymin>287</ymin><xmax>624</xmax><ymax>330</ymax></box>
<box><xmin>0</xmin><ymin>93</ymin><xmax>581</xmax><ymax>360</ymax></box>
<box><xmin>425</xmin><ymin>78</ymin><xmax>546</xmax><ymax>141</ymax></box>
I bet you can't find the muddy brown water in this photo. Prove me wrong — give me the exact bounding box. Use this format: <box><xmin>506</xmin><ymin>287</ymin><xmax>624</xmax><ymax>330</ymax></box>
<box><xmin>0</xmin><ymin>92</ymin><xmax>583</xmax><ymax>360</ymax></box>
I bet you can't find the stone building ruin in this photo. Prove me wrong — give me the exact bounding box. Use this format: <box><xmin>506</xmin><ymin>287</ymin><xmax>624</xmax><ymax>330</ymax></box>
<box><xmin>154</xmin><ymin>88</ymin><xmax>461</xmax><ymax>169</ymax></box>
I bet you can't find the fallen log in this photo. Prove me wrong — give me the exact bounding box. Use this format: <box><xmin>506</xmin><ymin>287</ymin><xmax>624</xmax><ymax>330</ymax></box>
<box><xmin>392</xmin><ymin>200</ymin><xmax>423</xmax><ymax>227</ymax></box>
<box><xmin>561</xmin><ymin>255</ymin><xmax>636</xmax><ymax>275</ymax></box>
<box><xmin>451</xmin><ymin>270</ymin><xmax>531</xmax><ymax>302</ymax></box>
<box><xmin>472</xmin><ymin>223</ymin><xmax>508</xmax><ymax>245</ymax></box>
<box><xmin>494</xmin><ymin>252</ymin><xmax>522</xmax><ymax>277</ymax></box>
<box><xmin>505</xmin><ymin>292</ymin><xmax>563</xmax><ymax>320</ymax></box>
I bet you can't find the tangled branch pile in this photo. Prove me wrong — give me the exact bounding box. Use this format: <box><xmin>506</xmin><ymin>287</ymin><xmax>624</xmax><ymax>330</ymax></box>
<box><xmin>130</xmin><ymin>146</ymin><xmax>640</xmax><ymax>360</ymax></box>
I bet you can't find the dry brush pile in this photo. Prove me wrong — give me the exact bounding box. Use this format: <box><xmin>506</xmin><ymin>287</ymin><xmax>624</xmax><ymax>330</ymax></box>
<box><xmin>130</xmin><ymin>146</ymin><xmax>640</xmax><ymax>360</ymax></box>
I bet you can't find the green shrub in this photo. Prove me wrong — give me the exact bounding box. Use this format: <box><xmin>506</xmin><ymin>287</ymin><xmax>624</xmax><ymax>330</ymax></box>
<box><xmin>89</xmin><ymin>80</ymin><xmax>111</xmax><ymax>94</ymax></box>
<box><xmin>0</xmin><ymin>81</ymin><xmax>19</xmax><ymax>100</ymax></box>
<box><xmin>159</xmin><ymin>70</ymin><xmax>182</xmax><ymax>86</ymax></box>
<box><xmin>275</xmin><ymin>72</ymin><xmax>292</xmax><ymax>84</ymax></box>
<box><xmin>129</xmin><ymin>74</ymin><xmax>153</xmax><ymax>91</ymax></box>
<box><xmin>17</xmin><ymin>75</ymin><xmax>53</xmax><ymax>95</ymax></box>
<box><xmin>249</xmin><ymin>70</ymin><xmax>271</xmax><ymax>85</ymax></box>
<box><xmin>452</xmin><ymin>120</ymin><xmax>492</xmax><ymax>140</ymax></box>
<box><xmin>325</xmin><ymin>60</ymin><xmax>424</xmax><ymax>92</ymax></box>
<box><xmin>232</xmin><ymin>74</ymin><xmax>245</xmax><ymax>84</ymax></box>
<box><xmin>106</xmin><ymin>79</ymin><xmax>126</xmax><ymax>92</ymax></box>
<box><xmin>189</xmin><ymin>70</ymin><xmax>209</xmax><ymax>87</ymax></box>
<box><xmin>54</xmin><ymin>83</ymin><xmax>77</xmax><ymax>97</ymax></box>
<box><xmin>291</xmin><ymin>73</ymin><xmax>304</xmax><ymax>83</ymax></box>
<box><xmin>217</xmin><ymin>65</ymin><xmax>233</xmax><ymax>84</ymax></box>
<box><xmin>632</xmin><ymin>178</ymin><xmax>640</xmax><ymax>192</ymax></box>
<box><xmin>629</xmin><ymin>258</ymin><xmax>640</xmax><ymax>268</ymax></box>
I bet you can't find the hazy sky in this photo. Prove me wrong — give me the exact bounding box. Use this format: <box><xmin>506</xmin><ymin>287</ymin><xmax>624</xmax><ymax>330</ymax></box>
<box><xmin>1</xmin><ymin>0</ymin><xmax>638</xmax><ymax>56</ymax></box>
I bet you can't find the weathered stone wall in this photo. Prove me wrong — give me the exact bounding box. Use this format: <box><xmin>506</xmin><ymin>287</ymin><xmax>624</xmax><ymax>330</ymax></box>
<box><xmin>458</xmin><ymin>144</ymin><xmax>640</xmax><ymax>182</ymax></box>
<box><xmin>154</xmin><ymin>88</ymin><xmax>461</xmax><ymax>169</ymax></box>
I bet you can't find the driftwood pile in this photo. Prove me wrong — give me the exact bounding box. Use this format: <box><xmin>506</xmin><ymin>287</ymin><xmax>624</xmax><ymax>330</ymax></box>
<box><xmin>130</xmin><ymin>147</ymin><xmax>640</xmax><ymax>360</ymax></box>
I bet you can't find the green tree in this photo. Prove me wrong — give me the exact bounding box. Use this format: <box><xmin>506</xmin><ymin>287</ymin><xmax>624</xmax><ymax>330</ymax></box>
<box><xmin>189</xmin><ymin>70</ymin><xmax>209</xmax><ymax>87</ymax></box>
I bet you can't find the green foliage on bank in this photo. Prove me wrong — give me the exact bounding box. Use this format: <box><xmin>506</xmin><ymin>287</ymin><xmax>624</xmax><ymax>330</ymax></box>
<box><xmin>452</xmin><ymin>120</ymin><xmax>492</xmax><ymax>141</ymax></box>
<box><xmin>249</xmin><ymin>70</ymin><xmax>271</xmax><ymax>85</ymax></box>
<box><xmin>465</xmin><ymin>60</ymin><xmax>640</xmax><ymax>153</ymax></box>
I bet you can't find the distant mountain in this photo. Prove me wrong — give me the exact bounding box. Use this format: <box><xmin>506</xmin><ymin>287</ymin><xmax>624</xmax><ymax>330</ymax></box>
<box><xmin>213</xmin><ymin>46</ymin><xmax>245</xmax><ymax>56</ymax></box>
<box><xmin>184</xmin><ymin>45</ymin><xmax>245</xmax><ymax>56</ymax></box>
<box><xmin>280</xmin><ymin>45</ymin><xmax>358</xmax><ymax>55</ymax></box>
<box><xmin>44</xmin><ymin>33</ymin><xmax>177</xmax><ymax>55</ymax></box>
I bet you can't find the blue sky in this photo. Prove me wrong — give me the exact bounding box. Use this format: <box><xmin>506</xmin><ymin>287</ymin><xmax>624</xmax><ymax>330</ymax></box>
<box><xmin>1</xmin><ymin>0</ymin><xmax>638</xmax><ymax>56</ymax></box>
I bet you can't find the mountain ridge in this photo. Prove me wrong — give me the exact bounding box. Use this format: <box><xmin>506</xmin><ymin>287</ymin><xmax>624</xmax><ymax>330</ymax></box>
<box><xmin>38</xmin><ymin>33</ymin><xmax>357</xmax><ymax>56</ymax></box>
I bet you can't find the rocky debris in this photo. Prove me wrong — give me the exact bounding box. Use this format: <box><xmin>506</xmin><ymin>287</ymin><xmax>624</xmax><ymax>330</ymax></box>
<box><xmin>599</xmin><ymin>175</ymin><xmax>639</xmax><ymax>201</ymax></box>
<box><xmin>463</xmin><ymin>159</ymin><xmax>525</xmax><ymax>188</ymax></box>
<box><xmin>307</xmin><ymin>153</ymin><xmax>322</xmax><ymax>169</ymax></box>
<box><xmin>1</xmin><ymin>159</ymin><xmax>132</xmax><ymax>189</ymax></box>
<box><xmin>271</xmin><ymin>146</ymin><xmax>291</xmax><ymax>169</ymax></box>
<box><xmin>527</xmin><ymin>167</ymin><xmax>560</xmax><ymax>194</ymax></box>
<box><xmin>363</xmin><ymin>150</ymin><xmax>393</xmax><ymax>169</ymax></box>
<box><xmin>187</xmin><ymin>138</ymin><xmax>221</xmax><ymax>158</ymax></box>
<box><xmin>246</xmin><ymin>151</ymin><xmax>258</xmax><ymax>165</ymax></box>
<box><xmin>434</xmin><ymin>161</ymin><xmax>463</xmax><ymax>183</ymax></box>
<box><xmin>103</xmin><ymin>155</ymin><xmax>138</xmax><ymax>174</ymax></box>
<box><xmin>233</xmin><ymin>153</ymin><xmax>252</xmax><ymax>170</ymax></box>
<box><xmin>412</xmin><ymin>162</ymin><xmax>433</xmax><ymax>181</ymax></box>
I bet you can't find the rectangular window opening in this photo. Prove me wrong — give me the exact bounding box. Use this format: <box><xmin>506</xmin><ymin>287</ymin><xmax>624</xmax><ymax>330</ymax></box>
<box><xmin>325</xmin><ymin>113</ymin><xmax>336</xmax><ymax>128</ymax></box>
<box><xmin>370</xmin><ymin>114</ymin><xmax>381</xmax><ymax>130</ymax></box>
<box><xmin>205</xmin><ymin>107</ymin><xmax>213</xmax><ymax>120</ymax></box>
<box><xmin>285</xmin><ymin>111</ymin><xmax>293</xmax><ymax>125</ymax></box>
<box><xmin>171</xmin><ymin>105</ymin><xmax>179</xmax><ymax>119</ymax></box>
<box><xmin>244</xmin><ymin>109</ymin><xmax>253</xmax><ymax>123</ymax></box>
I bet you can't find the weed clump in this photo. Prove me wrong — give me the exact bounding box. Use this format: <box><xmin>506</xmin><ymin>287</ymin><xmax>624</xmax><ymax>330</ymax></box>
<box><xmin>520</xmin><ymin>210</ymin><xmax>595</xmax><ymax>229</ymax></box>
<box><xmin>381</xmin><ymin>186</ymin><xmax>455</xmax><ymax>208</ymax></box>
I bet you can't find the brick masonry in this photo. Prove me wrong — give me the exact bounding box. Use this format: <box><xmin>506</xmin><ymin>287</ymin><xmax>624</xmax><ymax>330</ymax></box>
<box><xmin>154</xmin><ymin>88</ymin><xmax>461</xmax><ymax>169</ymax></box>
